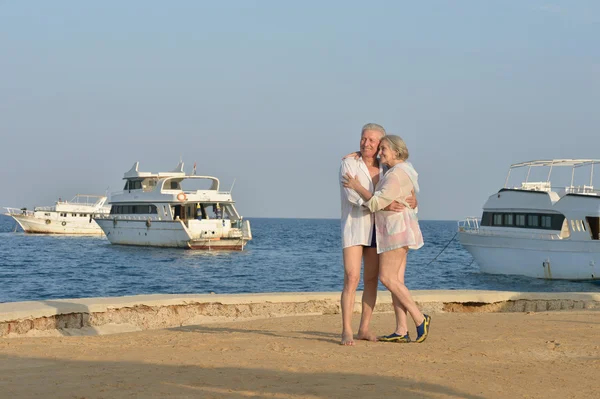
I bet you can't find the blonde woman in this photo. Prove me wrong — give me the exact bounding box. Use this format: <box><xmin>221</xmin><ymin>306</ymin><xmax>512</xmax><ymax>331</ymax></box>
<box><xmin>342</xmin><ymin>135</ymin><xmax>431</xmax><ymax>343</ymax></box>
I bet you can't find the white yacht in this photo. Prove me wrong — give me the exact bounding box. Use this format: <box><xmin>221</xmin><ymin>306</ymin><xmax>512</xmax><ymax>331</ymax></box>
<box><xmin>458</xmin><ymin>159</ymin><xmax>600</xmax><ymax>281</ymax></box>
<box><xmin>4</xmin><ymin>195</ymin><xmax>110</xmax><ymax>235</ymax></box>
<box><xmin>94</xmin><ymin>162</ymin><xmax>252</xmax><ymax>250</ymax></box>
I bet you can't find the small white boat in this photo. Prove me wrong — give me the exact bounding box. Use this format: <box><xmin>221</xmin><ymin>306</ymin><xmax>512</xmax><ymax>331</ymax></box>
<box><xmin>94</xmin><ymin>161</ymin><xmax>252</xmax><ymax>250</ymax></box>
<box><xmin>458</xmin><ymin>159</ymin><xmax>600</xmax><ymax>281</ymax></box>
<box><xmin>4</xmin><ymin>195</ymin><xmax>110</xmax><ymax>235</ymax></box>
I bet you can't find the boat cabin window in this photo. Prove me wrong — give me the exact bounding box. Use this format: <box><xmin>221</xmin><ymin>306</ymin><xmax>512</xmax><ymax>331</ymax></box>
<box><xmin>541</xmin><ymin>215</ymin><xmax>552</xmax><ymax>228</ymax></box>
<box><xmin>483</xmin><ymin>211</ymin><xmax>564</xmax><ymax>230</ymax></box>
<box><xmin>124</xmin><ymin>180</ymin><xmax>143</xmax><ymax>191</ymax></box>
<box><xmin>527</xmin><ymin>215</ymin><xmax>539</xmax><ymax>227</ymax></box>
<box><xmin>110</xmin><ymin>205</ymin><xmax>158</xmax><ymax>215</ymax></box>
<box><xmin>586</xmin><ymin>217</ymin><xmax>600</xmax><ymax>240</ymax></box>
<box><xmin>493</xmin><ymin>214</ymin><xmax>503</xmax><ymax>226</ymax></box>
<box><xmin>170</xmin><ymin>181</ymin><xmax>180</xmax><ymax>190</ymax></box>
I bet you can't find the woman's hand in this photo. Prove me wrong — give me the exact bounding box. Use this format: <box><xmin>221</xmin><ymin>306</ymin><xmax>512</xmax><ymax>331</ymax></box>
<box><xmin>342</xmin><ymin>173</ymin><xmax>362</xmax><ymax>191</ymax></box>
<box><xmin>342</xmin><ymin>151</ymin><xmax>361</xmax><ymax>160</ymax></box>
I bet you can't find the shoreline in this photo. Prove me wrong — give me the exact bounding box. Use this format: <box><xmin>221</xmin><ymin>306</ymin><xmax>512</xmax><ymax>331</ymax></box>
<box><xmin>2</xmin><ymin>290</ymin><xmax>599</xmax><ymax>338</ymax></box>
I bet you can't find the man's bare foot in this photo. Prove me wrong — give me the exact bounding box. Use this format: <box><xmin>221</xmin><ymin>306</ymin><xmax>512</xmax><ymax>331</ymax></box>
<box><xmin>340</xmin><ymin>331</ymin><xmax>355</xmax><ymax>346</ymax></box>
<box><xmin>356</xmin><ymin>330</ymin><xmax>378</xmax><ymax>342</ymax></box>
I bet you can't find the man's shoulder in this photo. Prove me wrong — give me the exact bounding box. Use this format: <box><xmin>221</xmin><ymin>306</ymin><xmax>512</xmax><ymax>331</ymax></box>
<box><xmin>340</xmin><ymin>157</ymin><xmax>360</xmax><ymax>168</ymax></box>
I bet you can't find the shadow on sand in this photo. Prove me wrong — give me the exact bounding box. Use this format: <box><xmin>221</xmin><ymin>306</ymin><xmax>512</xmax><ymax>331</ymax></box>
<box><xmin>0</xmin><ymin>353</ymin><xmax>485</xmax><ymax>399</ymax></box>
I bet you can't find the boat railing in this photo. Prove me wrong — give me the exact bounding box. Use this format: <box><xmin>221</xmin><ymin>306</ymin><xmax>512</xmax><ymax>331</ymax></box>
<box><xmin>458</xmin><ymin>217</ymin><xmax>480</xmax><ymax>232</ymax></box>
<box><xmin>519</xmin><ymin>181</ymin><xmax>551</xmax><ymax>192</ymax></box>
<box><xmin>506</xmin><ymin>184</ymin><xmax>600</xmax><ymax>196</ymax></box>
<box><xmin>109</xmin><ymin>189</ymin><xmax>231</xmax><ymax>197</ymax></box>
<box><xmin>60</xmin><ymin>194</ymin><xmax>106</xmax><ymax>206</ymax></box>
<box><xmin>565</xmin><ymin>185</ymin><xmax>599</xmax><ymax>195</ymax></box>
<box><xmin>4</xmin><ymin>207</ymin><xmax>34</xmax><ymax>217</ymax></box>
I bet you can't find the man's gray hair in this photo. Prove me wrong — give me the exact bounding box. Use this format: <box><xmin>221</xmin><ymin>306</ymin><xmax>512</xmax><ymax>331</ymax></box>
<box><xmin>361</xmin><ymin>123</ymin><xmax>386</xmax><ymax>138</ymax></box>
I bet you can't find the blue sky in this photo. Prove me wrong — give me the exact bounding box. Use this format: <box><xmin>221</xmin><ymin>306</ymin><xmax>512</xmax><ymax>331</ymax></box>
<box><xmin>1</xmin><ymin>1</ymin><xmax>599</xmax><ymax>219</ymax></box>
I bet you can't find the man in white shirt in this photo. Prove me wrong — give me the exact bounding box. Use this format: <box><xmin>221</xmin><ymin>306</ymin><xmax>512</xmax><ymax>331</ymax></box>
<box><xmin>339</xmin><ymin>123</ymin><xmax>416</xmax><ymax>345</ymax></box>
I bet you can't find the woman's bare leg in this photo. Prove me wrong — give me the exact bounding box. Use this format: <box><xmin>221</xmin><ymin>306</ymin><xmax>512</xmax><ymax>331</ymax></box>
<box><xmin>391</xmin><ymin>253</ymin><xmax>409</xmax><ymax>335</ymax></box>
<box><xmin>378</xmin><ymin>247</ymin><xmax>424</xmax><ymax>327</ymax></box>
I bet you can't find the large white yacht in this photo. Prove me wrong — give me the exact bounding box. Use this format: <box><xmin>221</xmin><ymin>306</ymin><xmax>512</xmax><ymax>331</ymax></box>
<box><xmin>458</xmin><ymin>159</ymin><xmax>600</xmax><ymax>281</ymax></box>
<box><xmin>4</xmin><ymin>195</ymin><xmax>110</xmax><ymax>235</ymax></box>
<box><xmin>94</xmin><ymin>162</ymin><xmax>252</xmax><ymax>250</ymax></box>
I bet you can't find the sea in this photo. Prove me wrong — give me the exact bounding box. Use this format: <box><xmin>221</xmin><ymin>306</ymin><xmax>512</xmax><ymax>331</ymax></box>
<box><xmin>0</xmin><ymin>215</ymin><xmax>598</xmax><ymax>303</ymax></box>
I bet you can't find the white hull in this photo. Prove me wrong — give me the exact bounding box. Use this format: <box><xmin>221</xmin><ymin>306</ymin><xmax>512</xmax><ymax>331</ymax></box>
<box><xmin>10</xmin><ymin>214</ymin><xmax>104</xmax><ymax>235</ymax></box>
<box><xmin>96</xmin><ymin>219</ymin><xmax>249</xmax><ymax>250</ymax></box>
<box><xmin>459</xmin><ymin>232</ymin><xmax>600</xmax><ymax>280</ymax></box>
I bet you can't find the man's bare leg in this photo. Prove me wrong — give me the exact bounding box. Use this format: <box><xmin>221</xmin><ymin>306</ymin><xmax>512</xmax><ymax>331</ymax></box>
<box><xmin>357</xmin><ymin>247</ymin><xmax>378</xmax><ymax>341</ymax></box>
<box><xmin>341</xmin><ymin>246</ymin><xmax>363</xmax><ymax>345</ymax></box>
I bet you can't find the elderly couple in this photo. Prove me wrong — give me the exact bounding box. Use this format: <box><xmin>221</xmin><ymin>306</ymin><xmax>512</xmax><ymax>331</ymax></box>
<box><xmin>339</xmin><ymin>123</ymin><xmax>431</xmax><ymax>346</ymax></box>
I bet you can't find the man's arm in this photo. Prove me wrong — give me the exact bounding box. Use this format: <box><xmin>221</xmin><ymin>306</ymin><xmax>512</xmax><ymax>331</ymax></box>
<box><xmin>339</xmin><ymin>160</ymin><xmax>365</xmax><ymax>206</ymax></box>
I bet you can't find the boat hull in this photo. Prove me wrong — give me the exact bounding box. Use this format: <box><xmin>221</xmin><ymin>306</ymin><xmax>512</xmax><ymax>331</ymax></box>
<box><xmin>10</xmin><ymin>215</ymin><xmax>104</xmax><ymax>235</ymax></box>
<box><xmin>96</xmin><ymin>219</ymin><xmax>248</xmax><ymax>250</ymax></box>
<box><xmin>459</xmin><ymin>232</ymin><xmax>600</xmax><ymax>280</ymax></box>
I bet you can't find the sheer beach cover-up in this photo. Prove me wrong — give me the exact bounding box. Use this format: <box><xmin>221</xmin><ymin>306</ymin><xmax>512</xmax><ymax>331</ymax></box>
<box><xmin>364</xmin><ymin>162</ymin><xmax>424</xmax><ymax>254</ymax></box>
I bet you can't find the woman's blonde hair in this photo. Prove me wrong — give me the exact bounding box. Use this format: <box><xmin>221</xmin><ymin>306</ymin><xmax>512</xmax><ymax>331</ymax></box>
<box><xmin>381</xmin><ymin>135</ymin><xmax>409</xmax><ymax>161</ymax></box>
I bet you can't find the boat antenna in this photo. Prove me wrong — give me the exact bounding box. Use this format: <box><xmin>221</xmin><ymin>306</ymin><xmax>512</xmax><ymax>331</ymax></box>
<box><xmin>229</xmin><ymin>178</ymin><xmax>236</xmax><ymax>193</ymax></box>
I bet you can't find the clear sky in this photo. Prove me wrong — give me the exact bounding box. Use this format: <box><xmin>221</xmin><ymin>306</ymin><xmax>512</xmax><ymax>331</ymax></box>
<box><xmin>1</xmin><ymin>1</ymin><xmax>599</xmax><ymax>220</ymax></box>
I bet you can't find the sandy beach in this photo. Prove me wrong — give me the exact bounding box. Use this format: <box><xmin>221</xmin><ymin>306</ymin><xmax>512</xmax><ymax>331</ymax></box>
<box><xmin>1</xmin><ymin>309</ymin><xmax>598</xmax><ymax>398</ymax></box>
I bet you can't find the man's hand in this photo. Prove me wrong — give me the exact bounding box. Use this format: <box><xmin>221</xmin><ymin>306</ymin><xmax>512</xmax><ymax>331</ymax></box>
<box><xmin>342</xmin><ymin>151</ymin><xmax>361</xmax><ymax>160</ymax></box>
<box><xmin>405</xmin><ymin>191</ymin><xmax>418</xmax><ymax>209</ymax></box>
<box><xmin>383</xmin><ymin>201</ymin><xmax>405</xmax><ymax>212</ymax></box>
<box><xmin>383</xmin><ymin>191</ymin><xmax>418</xmax><ymax>212</ymax></box>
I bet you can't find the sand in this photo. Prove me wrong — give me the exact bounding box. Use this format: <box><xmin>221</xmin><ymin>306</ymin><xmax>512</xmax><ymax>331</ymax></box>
<box><xmin>0</xmin><ymin>310</ymin><xmax>598</xmax><ymax>398</ymax></box>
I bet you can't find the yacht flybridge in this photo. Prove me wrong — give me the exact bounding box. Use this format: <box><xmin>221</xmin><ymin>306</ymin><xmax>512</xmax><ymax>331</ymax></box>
<box><xmin>94</xmin><ymin>162</ymin><xmax>252</xmax><ymax>250</ymax></box>
<box><xmin>458</xmin><ymin>159</ymin><xmax>600</xmax><ymax>280</ymax></box>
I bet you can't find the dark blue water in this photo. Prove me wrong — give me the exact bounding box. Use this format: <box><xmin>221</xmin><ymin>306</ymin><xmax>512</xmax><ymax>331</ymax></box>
<box><xmin>0</xmin><ymin>215</ymin><xmax>598</xmax><ymax>303</ymax></box>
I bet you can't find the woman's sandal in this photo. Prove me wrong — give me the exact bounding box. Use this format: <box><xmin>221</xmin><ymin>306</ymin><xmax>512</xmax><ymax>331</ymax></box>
<box><xmin>378</xmin><ymin>332</ymin><xmax>411</xmax><ymax>343</ymax></box>
<box><xmin>414</xmin><ymin>314</ymin><xmax>431</xmax><ymax>343</ymax></box>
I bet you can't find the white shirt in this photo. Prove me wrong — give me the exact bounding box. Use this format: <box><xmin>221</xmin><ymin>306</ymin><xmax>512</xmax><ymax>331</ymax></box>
<box><xmin>339</xmin><ymin>157</ymin><xmax>384</xmax><ymax>248</ymax></box>
<box><xmin>364</xmin><ymin>162</ymin><xmax>423</xmax><ymax>253</ymax></box>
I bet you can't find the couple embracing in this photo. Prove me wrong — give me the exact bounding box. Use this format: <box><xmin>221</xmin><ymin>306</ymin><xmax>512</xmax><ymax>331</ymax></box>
<box><xmin>339</xmin><ymin>123</ymin><xmax>431</xmax><ymax>346</ymax></box>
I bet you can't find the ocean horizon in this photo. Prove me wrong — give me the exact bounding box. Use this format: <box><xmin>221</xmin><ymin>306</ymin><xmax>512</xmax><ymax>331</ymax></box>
<box><xmin>1</xmin><ymin>215</ymin><xmax>598</xmax><ymax>303</ymax></box>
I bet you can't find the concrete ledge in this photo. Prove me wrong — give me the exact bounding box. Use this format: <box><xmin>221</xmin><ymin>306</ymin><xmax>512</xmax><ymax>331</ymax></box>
<box><xmin>1</xmin><ymin>290</ymin><xmax>599</xmax><ymax>338</ymax></box>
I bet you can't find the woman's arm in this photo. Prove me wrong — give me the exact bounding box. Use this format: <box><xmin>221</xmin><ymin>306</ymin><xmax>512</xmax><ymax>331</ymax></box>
<box><xmin>364</xmin><ymin>170</ymin><xmax>411</xmax><ymax>212</ymax></box>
